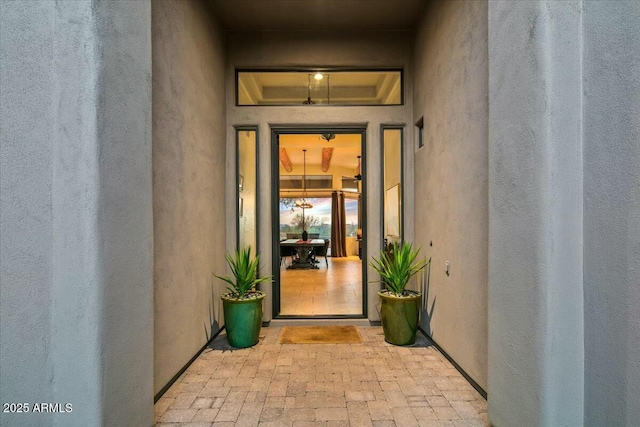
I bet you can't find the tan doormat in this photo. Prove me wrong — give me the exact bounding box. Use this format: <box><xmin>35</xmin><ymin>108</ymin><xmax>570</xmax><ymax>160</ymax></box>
<box><xmin>278</xmin><ymin>325</ymin><xmax>362</xmax><ymax>344</ymax></box>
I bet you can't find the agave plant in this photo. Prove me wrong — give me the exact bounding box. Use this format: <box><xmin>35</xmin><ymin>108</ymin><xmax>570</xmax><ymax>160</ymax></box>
<box><xmin>215</xmin><ymin>246</ymin><xmax>272</xmax><ymax>299</ymax></box>
<box><xmin>370</xmin><ymin>241</ymin><xmax>430</xmax><ymax>296</ymax></box>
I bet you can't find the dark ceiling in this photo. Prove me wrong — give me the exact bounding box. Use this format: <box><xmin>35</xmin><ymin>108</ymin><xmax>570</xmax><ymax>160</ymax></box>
<box><xmin>208</xmin><ymin>0</ymin><xmax>427</xmax><ymax>32</ymax></box>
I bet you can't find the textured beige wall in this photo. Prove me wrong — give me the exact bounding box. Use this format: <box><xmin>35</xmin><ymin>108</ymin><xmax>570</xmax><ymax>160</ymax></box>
<box><xmin>152</xmin><ymin>0</ymin><xmax>227</xmax><ymax>395</ymax></box>
<box><xmin>413</xmin><ymin>0</ymin><xmax>488</xmax><ymax>389</ymax></box>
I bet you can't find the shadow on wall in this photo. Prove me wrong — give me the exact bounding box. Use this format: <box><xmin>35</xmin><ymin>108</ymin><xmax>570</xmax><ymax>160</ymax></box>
<box><xmin>420</xmin><ymin>263</ymin><xmax>436</xmax><ymax>337</ymax></box>
<box><xmin>204</xmin><ymin>273</ymin><xmax>222</xmax><ymax>342</ymax></box>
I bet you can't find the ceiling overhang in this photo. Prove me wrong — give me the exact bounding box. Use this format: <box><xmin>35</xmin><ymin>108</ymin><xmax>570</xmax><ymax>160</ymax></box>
<box><xmin>208</xmin><ymin>0</ymin><xmax>426</xmax><ymax>32</ymax></box>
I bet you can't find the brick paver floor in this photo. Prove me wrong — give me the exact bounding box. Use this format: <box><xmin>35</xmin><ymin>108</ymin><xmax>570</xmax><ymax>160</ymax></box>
<box><xmin>154</xmin><ymin>326</ymin><xmax>488</xmax><ymax>426</ymax></box>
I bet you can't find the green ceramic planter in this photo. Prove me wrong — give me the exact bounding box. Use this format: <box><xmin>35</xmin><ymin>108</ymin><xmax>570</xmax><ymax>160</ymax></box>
<box><xmin>378</xmin><ymin>290</ymin><xmax>421</xmax><ymax>345</ymax></box>
<box><xmin>221</xmin><ymin>291</ymin><xmax>265</xmax><ymax>348</ymax></box>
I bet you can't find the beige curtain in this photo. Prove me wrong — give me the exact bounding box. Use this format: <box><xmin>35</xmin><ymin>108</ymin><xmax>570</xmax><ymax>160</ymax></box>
<box><xmin>331</xmin><ymin>192</ymin><xmax>347</xmax><ymax>257</ymax></box>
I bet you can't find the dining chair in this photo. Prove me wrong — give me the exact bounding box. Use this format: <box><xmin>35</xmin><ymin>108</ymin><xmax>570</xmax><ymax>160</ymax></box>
<box><xmin>311</xmin><ymin>239</ymin><xmax>330</xmax><ymax>267</ymax></box>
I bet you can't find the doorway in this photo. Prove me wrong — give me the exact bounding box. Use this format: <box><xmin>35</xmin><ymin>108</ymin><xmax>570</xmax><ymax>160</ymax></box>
<box><xmin>271</xmin><ymin>127</ymin><xmax>367</xmax><ymax>318</ymax></box>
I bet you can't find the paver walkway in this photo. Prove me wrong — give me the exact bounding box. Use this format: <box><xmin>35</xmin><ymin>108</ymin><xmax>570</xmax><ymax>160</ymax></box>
<box><xmin>154</xmin><ymin>326</ymin><xmax>488</xmax><ymax>426</ymax></box>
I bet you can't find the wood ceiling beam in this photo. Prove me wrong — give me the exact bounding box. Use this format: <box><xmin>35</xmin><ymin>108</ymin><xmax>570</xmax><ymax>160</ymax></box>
<box><xmin>321</xmin><ymin>147</ymin><xmax>333</xmax><ymax>172</ymax></box>
<box><xmin>279</xmin><ymin>147</ymin><xmax>293</xmax><ymax>172</ymax></box>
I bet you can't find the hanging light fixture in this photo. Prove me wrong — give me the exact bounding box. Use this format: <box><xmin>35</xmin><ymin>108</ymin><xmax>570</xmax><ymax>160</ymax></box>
<box><xmin>302</xmin><ymin>74</ymin><xmax>316</xmax><ymax>105</ymax></box>
<box><xmin>295</xmin><ymin>149</ymin><xmax>313</xmax><ymax>209</ymax></box>
<box><xmin>295</xmin><ymin>149</ymin><xmax>313</xmax><ymax>240</ymax></box>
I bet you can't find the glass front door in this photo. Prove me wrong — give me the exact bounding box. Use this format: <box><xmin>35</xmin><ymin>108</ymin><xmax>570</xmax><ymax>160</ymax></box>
<box><xmin>272</xmin><ymin>129</ymin><xmax>366</xmax><ymax>318</ymax></box>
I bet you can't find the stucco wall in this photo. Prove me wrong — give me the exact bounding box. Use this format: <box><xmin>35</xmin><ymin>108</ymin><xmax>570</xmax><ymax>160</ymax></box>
<box><xmin>583</xmin><ymin>2</ymin><xmax>640</xmax><ymax>425</ymax></box>
<box><xmin>94</xmin><ymin>3</ymin><xmax>154</xmax><ymax>425</ymax></box>
<box><xmin>413</xmin><ymin>0</ymin><xmax>489</xmax><ymax>390</ymax></box>
<box><xmin>225</xmin><ymin>31</ymin><xmax>415</xmax><ymax>321</ymax></box>
<box><xmin>1</xmin><ymin>1</ymin><xmax>153</xmax><ymax>425</ymax></box>
<box><xmin>152</xmin><ymin>0</ymin><xmax>228</xmax><ymax>395</ymax></box>
<box><xmin>1</xmin><ymin>3</ymin><xmax>56</xmax><ymax>424</ymax></box>
<box><xmin>487</xmin><ymin>2</ymin><xmax>584</xmax><ymax>425</ymax></box>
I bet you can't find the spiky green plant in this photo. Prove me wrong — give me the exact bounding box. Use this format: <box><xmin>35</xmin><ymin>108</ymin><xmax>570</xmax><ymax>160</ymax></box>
<box><xmin>370</xmin><ymin>241</ymin><xmax>430</xmax><ymax>296</ymax></box>
<box><xmin>215</xmin><ymin>246</ymin><xmax>272</xmax><ymax>299</ymax></box>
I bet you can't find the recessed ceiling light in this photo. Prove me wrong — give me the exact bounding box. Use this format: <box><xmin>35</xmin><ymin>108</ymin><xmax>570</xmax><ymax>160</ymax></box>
<box><xmin>314</xmin><ymin>73</ymin><xmax>324</xmax><ymax>81</ymax></box>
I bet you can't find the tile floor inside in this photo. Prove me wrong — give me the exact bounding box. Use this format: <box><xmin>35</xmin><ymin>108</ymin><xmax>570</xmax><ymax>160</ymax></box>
<box><xmin>154</xmin><ymin>326</ymin><xmax>488</xmax><ymax>426</ymax></box>
<box><xmin>280</xmin><ymin>257</ymin><xmax>363</xmax><ymax>316</ymax></box>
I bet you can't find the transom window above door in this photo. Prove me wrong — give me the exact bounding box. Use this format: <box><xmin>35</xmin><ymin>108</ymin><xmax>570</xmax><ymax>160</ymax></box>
<box><xmin>236</xmin><ymin>69</ymin><xmax>403</xmax><ymax>106</ymax></box>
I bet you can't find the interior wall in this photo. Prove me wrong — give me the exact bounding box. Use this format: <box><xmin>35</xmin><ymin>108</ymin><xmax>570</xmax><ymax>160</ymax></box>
<box><xmin>225</xmin><ymin>31</ymin><xmax>415</xmax><ymax>321</ymax></box>
<box><xmin>583</xmin><ymin>2</ymin><xmax>640</xmax><ymax>425</ymax></box>
<box><xmin>413</xmin><ymin>0</ymin><xmax>488</xmax><ymax>390</ymax></box>
<box><xmin>280</xmin><ymin>164</ymin><xmax>358</xmax><ymax>193</ymax></box>
<box><xmin>152</xmin><ymin>0</ymin><xmax>227</xmax><ymax>395</ymax></box>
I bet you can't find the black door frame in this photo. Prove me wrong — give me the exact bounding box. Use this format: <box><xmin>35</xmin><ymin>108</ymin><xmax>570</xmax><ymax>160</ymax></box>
<box><xmin>270</xmin><ymin>125</ymin><xmax>368</xmax><ymax>319</ymax></box>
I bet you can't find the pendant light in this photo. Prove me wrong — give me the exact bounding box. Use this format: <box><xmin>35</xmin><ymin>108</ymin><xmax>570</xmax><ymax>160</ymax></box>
<box><xmin>302</xmin><ymin>74</ymin><xmax>316</xmax><ymax>105</ymax></box>
<box><xmin>295</xmin><ymin>149</ymin><xmax>313</xmax><ymax>209</ymax></box>
<box><xmin>295</xmin><ymin>149</ymin><xmax>312</xmax><ymax>239</ymax></box>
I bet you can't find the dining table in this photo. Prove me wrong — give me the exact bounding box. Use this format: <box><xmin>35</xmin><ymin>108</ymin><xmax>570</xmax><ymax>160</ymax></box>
<box><xmin>280</xmin><ymin>239</ymin><xmax>326</xmax><ymax>269</ymax></box>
